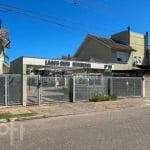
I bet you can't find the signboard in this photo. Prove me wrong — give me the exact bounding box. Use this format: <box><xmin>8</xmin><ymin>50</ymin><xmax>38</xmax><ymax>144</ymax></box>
<box><xmin>45</xmin><ymin>60</ymin><xmax>91</xmax><ymax>68</ymax></box>
<box><xmin>23</xmin><ymin>57</ymin><xmax>113</xmax><ymax>70</ymax></box>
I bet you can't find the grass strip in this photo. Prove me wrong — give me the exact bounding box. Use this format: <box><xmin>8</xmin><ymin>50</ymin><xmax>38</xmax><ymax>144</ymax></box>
<box><xmin>0</xmin><ymin>112</ymin><xmax>36</xmax><ymax>119</ymax></box>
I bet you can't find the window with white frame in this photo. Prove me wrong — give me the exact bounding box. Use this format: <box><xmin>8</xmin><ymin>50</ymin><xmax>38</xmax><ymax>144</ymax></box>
<box><xmin>116</xmin><ymin>52</ymin><xmax>128</xmax><ymax>63</ymax></box>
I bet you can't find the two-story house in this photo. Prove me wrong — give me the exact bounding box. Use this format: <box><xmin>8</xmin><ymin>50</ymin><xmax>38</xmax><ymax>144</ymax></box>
<box><xmin>74</xmin><ymin>27</ymin><xmax>148</xmax><ymax>76</ymax></box>
<box><xmin>0</xmin><ymin>22</ymin><xmax>10</xmax><ymax>74</ymax></box>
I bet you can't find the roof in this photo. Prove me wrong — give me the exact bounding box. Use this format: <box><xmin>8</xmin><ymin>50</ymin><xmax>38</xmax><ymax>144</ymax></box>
<box><xmin>89</xmin><ymin>34</ymin><xmax>135</xmax><ymax>51</ymax></box>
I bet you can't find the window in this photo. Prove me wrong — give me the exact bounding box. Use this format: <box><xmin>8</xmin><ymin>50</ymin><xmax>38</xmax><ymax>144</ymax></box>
<box><xmin>116</xmin><ymin>52</ymin><xmax>128</xmax><ymax>63</ymax></box>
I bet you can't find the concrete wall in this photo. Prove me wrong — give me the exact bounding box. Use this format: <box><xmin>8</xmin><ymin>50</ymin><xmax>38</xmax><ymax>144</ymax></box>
<box><xmin>10</xmin><ymin>57</ymin><xmax>27</xmax><ymax>106</ymax></box>
<box><xmin>130</xmin><ymin>32</ymin><xmax>145</xmax><ymax>65</ymax></box>
<box><xmin>110</xmin><ymin>31</ymin><xmax>147</xmax><ymax>67</ymax></box>
<box><xmin>10</xmin><ymin>57</ymin><xmax>23</xmax><ymax>74</ymax></box>
<box><xmin>3</xmin><ymin>63</ymin><xmax>10</xmax><ymax>73</ymax></box>
<box><xmin>114</xmin><ymin>51</ymin><xmax>133</xmax><ymax>70</ymax></box>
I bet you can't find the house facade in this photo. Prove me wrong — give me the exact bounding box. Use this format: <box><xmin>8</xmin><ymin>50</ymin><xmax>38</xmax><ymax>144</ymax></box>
<box><xmin>74</xmin><ymin>28</ymin><xmax>149</xmax><ymax>76</ymax></box>
<box><xmin>0</xmin><ymin>22</ymin><xmax>10</xmax><ymax>74</ymax></box>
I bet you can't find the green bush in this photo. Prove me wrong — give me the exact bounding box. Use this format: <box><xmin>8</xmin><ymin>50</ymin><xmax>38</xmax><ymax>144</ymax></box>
<box><xmin>89</xmin><ymin>94</ymin><xmax>117</xmax><ymax>102</ymax></box>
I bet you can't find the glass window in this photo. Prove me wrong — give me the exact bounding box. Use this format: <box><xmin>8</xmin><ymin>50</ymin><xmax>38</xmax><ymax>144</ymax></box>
<box><xmin>116</xmin><ymin>52</ymin><xmax>128</xmax><ymax>63</ymax></box>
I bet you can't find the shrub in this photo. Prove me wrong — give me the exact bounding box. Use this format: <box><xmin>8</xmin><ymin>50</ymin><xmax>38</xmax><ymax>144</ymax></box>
<box><xmin>89</xmin><ymin>94</ymin><xmax>117</xmax><ymax>102</ymax></box>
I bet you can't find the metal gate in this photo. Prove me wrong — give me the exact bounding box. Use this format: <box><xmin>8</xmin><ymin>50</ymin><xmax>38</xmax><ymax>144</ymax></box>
<box><xmin>110</xmin><ymin>77</ymin><xmax>142</xmax><ymax>97</ymax></box>
<box><xmin>40</xmin><ymin>76</ymin><xmax>70</xmax><ymax>103</ymax></box>
<box><xmin>0</xmin><ymin>75</ymin><xmax>22</xmax><ymax>105</ymax></box>
<box><xmin>73</xmin><ymin>76</ymin><xmax>107</xmax><ymax>101</ymax></box>
<box><xmin>27</xmin><ymin>76</ymin><xmax>70</xmax><ymax>105</ymax></box>
<box><xmin>27</xmin><ymin>75</ymin><xmax>143</xmax><ymax>105</ymax></box>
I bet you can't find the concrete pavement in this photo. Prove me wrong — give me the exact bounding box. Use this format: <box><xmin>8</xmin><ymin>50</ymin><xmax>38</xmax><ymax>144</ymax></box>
<box><xmin>0</xmin><ymin>97</ymin><xmax>149</xmax><ymax>122</ymax></box>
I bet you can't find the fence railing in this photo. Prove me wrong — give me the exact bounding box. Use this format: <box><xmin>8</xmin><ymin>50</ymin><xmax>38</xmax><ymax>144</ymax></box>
<box><xmin>27</xmin><ymin>75</ymin><xmax>71</xmax><ymax>105</ymax></box>
<box><xmin>110</xmin><ymin>77</ymin><xmax>142</xmax><ymax>97</ymax></box>
<box><xmin>0</xmin><ymin>74</ymin><xmax>144</xmax><ymax>106</ymax></box>
<box><xmin>70</xmin><ymin>76</ymin><xmax>142</xmax><ymax>101</ymax></box>
<box><xmin>0</xmin><ymin>74</ymin><xmax>22</xmax><ymax>105</ymax></box>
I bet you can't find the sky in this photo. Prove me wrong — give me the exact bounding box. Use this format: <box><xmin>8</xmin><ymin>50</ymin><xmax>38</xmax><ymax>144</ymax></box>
<box><xmin>1</xmin><ymin>0</ymin><xmax>150</xmax><ymax>62</ymax></box>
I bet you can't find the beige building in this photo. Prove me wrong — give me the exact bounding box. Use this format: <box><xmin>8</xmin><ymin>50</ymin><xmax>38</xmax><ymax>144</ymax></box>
<box><xmin>74</xmin><ymin>28</ymin><xmax>149</xmax><ymax>76</ymax></box>
<box><xmin>0</xmin><ymin>24</ymin><xmax>10</xmax><ymax>74</ymax></box>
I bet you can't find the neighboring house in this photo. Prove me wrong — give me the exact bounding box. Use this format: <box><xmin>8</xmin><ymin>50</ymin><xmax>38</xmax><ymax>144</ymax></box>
<box><xmin>0</xmin><ymin>24</ymin><xmax>10</xmax><ymax>74</ymax></box>
<box><xmin>74</xmin><ymin>28</ymin><xmax>149</xmax><ymax>75</ymax></box>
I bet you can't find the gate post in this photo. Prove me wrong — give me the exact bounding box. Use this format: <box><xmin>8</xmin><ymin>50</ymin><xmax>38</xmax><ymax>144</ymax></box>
<box><xmin>73</xmin><ymin>76</ymin><xmax>75</xmax><ymax>102</ymax></box>
<box><xmin>142</xmin><ymin>77</ymin><xmax>145</xmax><ymax>97</ymax></box>
<box><xmin>22</xmin><ymin>64</ymin><xmax>27</xmax><ymax>106</ymax></box>
<box><xmin>109</xmin><ymin>77</ymin><xmax>113</xmax><ymax>95</ymax></box>
<box><xmin>22</xmin><ymin>74</ymin><xmax>27</xmax><ymax>106</ymax></box>
<box><xmin>4</xmin><ymin>76</ymin><xmax>8</xmax><ymax>105</ymax></box>
<box><xmin>37</xmin><ymin>75</ymin><xmax>41</xmax><ymax>105</ymax></box>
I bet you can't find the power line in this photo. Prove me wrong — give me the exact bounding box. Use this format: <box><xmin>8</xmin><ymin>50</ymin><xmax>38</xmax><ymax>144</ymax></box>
<box><xmin>0</xmin><ymin>2</ymin><xmax>149</xmax><ymax>42</ymax></box>
<box><xmin>0</xmin><ymin>6</ymin><xmax>90</xmax><ymax>33</ymax></box>
<box><xmin>0</xmin><ymin>3</ymin><xmax>115</xmax><ymax>34</ymax></box>
<box><xmin>65</xmin><ymin>0</ymin><xmax>150</xmax><ymax>38</ymax></box>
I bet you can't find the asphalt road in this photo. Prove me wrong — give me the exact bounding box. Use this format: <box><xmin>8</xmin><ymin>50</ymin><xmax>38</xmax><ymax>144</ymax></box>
<box><xmin>1</xmin><ymin>106</ymin><xmax>150</xmax><ymax>150</ymax></box>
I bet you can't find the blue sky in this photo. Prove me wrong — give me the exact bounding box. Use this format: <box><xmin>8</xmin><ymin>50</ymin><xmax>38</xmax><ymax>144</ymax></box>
<box><xmin>0</xmin><ymin>0</ymin><xmax>150</xmax><ymax>61</ymax></box>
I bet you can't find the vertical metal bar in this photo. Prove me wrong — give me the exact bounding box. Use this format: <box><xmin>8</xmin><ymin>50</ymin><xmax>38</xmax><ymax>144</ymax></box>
<box><xmin>37</xmin><ymin>75</ymin><xmax>41</xmax><ymax>105</ymax></box>
<box><xmin>65</xmin><ymin>76</ymin><xmax>67</xmax><ymax>88</ymax></box>
<box><xmin>5</xmin><ymin>76</ymin><xmax>8</xmax><ymax>105</ymax></box>
<box><xmin>134</xmin><ymin>79</ymin><xmax>135</xmax><ymax>97</ymax></box>
<box><xmin>87</xmin><ymin>78</ymin><xmax>89</xmax><ymax>100</ymax></box>
<box><xmin>73</xmin><ymin>76</ymin><xmax>75</xmax><ymax>102</ymax></box>
<box><xmin>110</xmin><ymin>77</ymin><xmax>113</xmax><ymax>95</ymax></box>
<box><xmin>141</xmin><ymin>77</ymin><xmax>145</xmax><ymax>97</ymax></box>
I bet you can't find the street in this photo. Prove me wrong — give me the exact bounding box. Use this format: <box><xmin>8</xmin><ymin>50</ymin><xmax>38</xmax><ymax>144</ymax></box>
<box><xmin>0</xmin><ymin>105</ymin><xmax>150</xmax><ymax>150</ymax></box>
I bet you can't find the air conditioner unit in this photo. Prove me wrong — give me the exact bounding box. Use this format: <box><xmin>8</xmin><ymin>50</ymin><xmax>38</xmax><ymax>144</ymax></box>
<box><xmin>133</xmin><ymin>56</ymin><xmax>142</xmax><ymax>65</ymax></box>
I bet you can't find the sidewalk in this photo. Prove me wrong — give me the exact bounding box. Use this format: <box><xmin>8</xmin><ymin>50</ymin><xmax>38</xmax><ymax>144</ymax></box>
<box><xmin>0</xmin><ymin>97</ymin><xmax>149</xmax><ymax>122</ymax></box>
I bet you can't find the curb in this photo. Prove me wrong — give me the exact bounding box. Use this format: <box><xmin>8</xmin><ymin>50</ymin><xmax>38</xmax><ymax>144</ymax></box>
<box><xmin>0</xmin><ymin>115</ymin><xmax>45</xmax><ymax>123</ymax></box>
<box><xmin>0</xmin><ymin>113</ymin><xmax>88</xmax><ymax>123</ymax></box>
<box><xmin>8</xmin><ymin>115</ymin><xmax>44</xmax><ymax>122</ymax></box>
<box><xmin>0</xmin><ymin>119</ymin><xmax>8</xmax><ymax>123</ymax></box>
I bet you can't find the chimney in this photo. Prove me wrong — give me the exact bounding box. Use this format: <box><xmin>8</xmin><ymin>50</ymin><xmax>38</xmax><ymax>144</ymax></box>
<box><xmin>127</xmin><ymin>26</ymin><xmax>130</xmax><ymax>32</ymax></box>
<box><xmin>127</xmin><ymin>26</ymin><xmax>130</xmax><ymax>45</ymax></box>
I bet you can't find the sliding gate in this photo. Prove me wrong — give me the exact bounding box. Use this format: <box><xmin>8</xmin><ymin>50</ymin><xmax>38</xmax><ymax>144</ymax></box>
<box><xmin>27</xmin><ymin>76</ymin><xmax>70</xmax><ymax>105</ymax></box>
